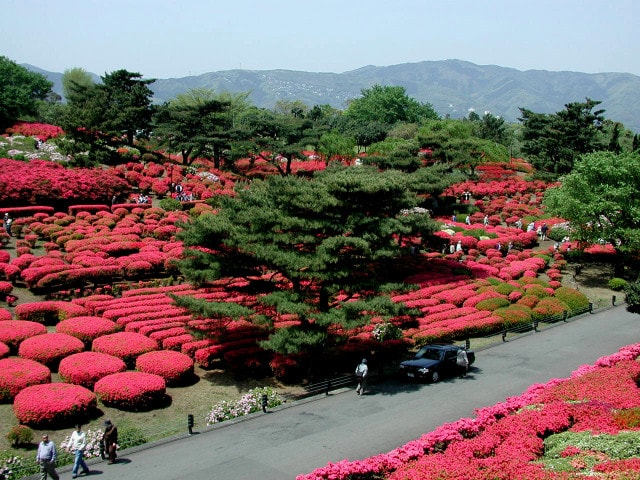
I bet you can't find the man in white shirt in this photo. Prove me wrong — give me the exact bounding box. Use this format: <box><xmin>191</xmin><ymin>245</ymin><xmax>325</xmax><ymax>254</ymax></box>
<box><xmin>69</xmin><ymin>424</ymin><xmax>90</xmax><ymax>478</ymax></box>
<box><xmin>355</xmin><ymin>358</ymin><xmax>369</xmax><ymax>395</ymax></box>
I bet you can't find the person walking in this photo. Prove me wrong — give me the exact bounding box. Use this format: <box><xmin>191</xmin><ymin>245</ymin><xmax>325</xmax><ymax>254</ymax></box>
<box><xmin>36</xmin><ymin>434</ymin><xmax>59</xmax><ymax>480</ymax></box>
<box><xmin>541</xmin><ymin>223</ymin><xmax>548</xmax><ymax>241</ymax></box>
<box><xmin>456</xmin><ymin>348</ymin><xmax>469</xmax><ymax>378</ymax></box>
<box><xmin>69</xmin><ymin>424</ymin><xmax>90</xmax><ymax>478</ymax></box>
<box><xmin>102</xmin><ymin>419</ymin><xmax>118</xmax><ymax>464</ymax></box>
<box><xmin>355</xmin><ymin>358</ymin><xmax>369</xmax><ymax>395</ymax></box>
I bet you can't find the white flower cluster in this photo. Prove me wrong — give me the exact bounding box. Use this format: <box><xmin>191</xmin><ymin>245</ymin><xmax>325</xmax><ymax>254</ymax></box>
<box><xmin>399</xmin><ymin>207</ymin><xmax>431</xmax><ymax>216</ymax></box>
<box><xmin>372</xmin><ymin>322</ymin><xmax>402</xmax><ymax>342</ymax></box>
<box><xmin>197</xmin><ymin>171</ymin><xmax>220</xmax><ymax>182</ymax></box>
<box><xmin>205</xmin><ymin>387</ymin><xmax>283</xmax><ymax>425</ymax></box>
<box><xmin>0</xmin><ymin>455</ymin><xmax>22</xmax><ymax>480</ymax></box>
<box><xmin>60</xmin><ymin>428</ymin><xmax>105</xmax><ymax>458</ymax></box>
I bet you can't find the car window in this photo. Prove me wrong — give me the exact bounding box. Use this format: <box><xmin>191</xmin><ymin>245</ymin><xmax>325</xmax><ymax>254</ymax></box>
<box><xmin>445</xmin><ymin>351</ymin><xmax>457</xmax><ymax>360</ymax></box>
<box><xmin>418</xmin><ymin>348</ymin><xmax>440</xmax><ymax>360</ymax></box>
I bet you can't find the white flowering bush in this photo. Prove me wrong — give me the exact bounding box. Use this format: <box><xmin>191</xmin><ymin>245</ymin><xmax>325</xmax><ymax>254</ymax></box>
<box><xmin>0</xmin><ymin>455</ymin><xmax>25</xmax><ymax>480</ymax></box>
<box><xmin>372</xmin><ymin>322</ymin><xmax>403</xmax><ymax>342</ymax></box>
<box><xmin>60</xmin><ymin>428</ymin><xmax>105</xmax><ymax>458</ymax></box>
<box><xmin>205</xmin><ymin>387</ymin><xmax>283</xmax><ymax>425</ymax></box>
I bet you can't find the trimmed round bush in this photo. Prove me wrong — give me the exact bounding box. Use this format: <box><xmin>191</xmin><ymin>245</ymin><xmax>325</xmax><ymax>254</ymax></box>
<box><xmin>18</xmin><ymin>333</ymin><xmax>85</xmax><ymax>370</ymax></box>
<box><xmin>56</xmin><ymin>316</ymin><xmax>120</xmax><ymax>343</ymax></box>
<box><xmin>0</xmin><ymin>357</ymin><xmax>51</xmax><ymax>402</ymax></box>
<box><xmin>92</xmin><ymin>331</ymin><xmax>158</xmax><ymax>367</ymax></box>
<box><xmin>136</xmin><ymin>350</ymin><xmax>194</xmax><ymax>385</ymax></box>
<box><xmin>13</xmin><ymin>383</ymin><xmax>97</xmax><ymax>427</ymax></box>
<box><xmin>14</xmin><ymin>301</ymin><xmax>87</xmax><ymax>324</ymax></box>
<box><xmin>94</xmin><ymin>371</ymin><xmax>167</xmax><ymax>411</ymax></box>
<box><xmin>0</xmin><ymin>320</ymin><xmax>47</xmax><ymax>351</ymax></box>
<box><xmin>0</xmin><ymin>308</ymin><xmax>12</xmax><ymax>321</ymax></box>
<box><xmin>59</xmin><ymin>351</ymin><xmax>127</xmax><ymax>389</ymax></box>
<box><xmin>0</xmin><ymin>341</ymin><xmax>9</xmax><ymax>359</ymax></box>
<box><xmin>553</xmin><ymin>286</ymin><xmax>590</xmax><ymax>311</ymax></box>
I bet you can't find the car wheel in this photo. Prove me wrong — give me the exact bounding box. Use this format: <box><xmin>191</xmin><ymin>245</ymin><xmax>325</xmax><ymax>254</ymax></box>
<box><xmin>431</xmin><ymin>371</ymin><xmax>439</xmax><ymax>383</ymax></box>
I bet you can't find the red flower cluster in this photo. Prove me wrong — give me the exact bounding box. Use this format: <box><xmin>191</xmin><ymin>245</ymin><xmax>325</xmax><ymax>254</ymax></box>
<box><xmin>0</xmin><ymin>320</ymin><xmax>47</xmax><ymax>350</ymax></box>
<box><xmin>56</xmin><ymin>316</ymin><xmax>120</xmax><ymax>343</ymax></box>
<box><xmin>18</xmin><ymin>332</ymin><xmax>85</xmax><ymax>370</ymax></box>
<box><xmin>92</xmin><ymin>331</ymin><xmax>158</xmax><ymax>367</ymax></box>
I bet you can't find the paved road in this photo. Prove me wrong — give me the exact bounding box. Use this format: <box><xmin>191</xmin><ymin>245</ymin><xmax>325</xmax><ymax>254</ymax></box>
<box><xmin>51</xmin><ymin>305</ymin><xmax>638</xmax><ymax>480</ymax></box>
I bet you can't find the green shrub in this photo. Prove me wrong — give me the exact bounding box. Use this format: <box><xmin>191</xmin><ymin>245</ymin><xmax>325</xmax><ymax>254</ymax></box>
<box><xmin>553</xmin><ymin>286</ymin><xmax>590</xmax><ymax>312</ymax></box>
<box><xmin>548</xmin><ymin>225</ymin><xmax>570</xmax><ymax>242</ymax></box>
<box><xmin>475</xmin><ymin>297</ymin><xmax>510</xmax><ymax>311</ymax></box>
<box><xmin>532</xmin><ymin>297</ymin><xmax>570</xmax><ymax>321</ymax></box>
<box><xmin>158</xmin><ymin>198</ymin><xmax>183</xmax><ymax>212</ymax></box>
<box><xmin>608</xmin><ymin>277</ymin><xmax>627</xmax><ymax>291</ymax></box>
<box><xmin>624</xmin><ymin>279</ymin><xmax>640</xmax><ymax>312</ymax></box>
<box><xmin>493</xmin><ymin>305</ymin><xmax>533</xmax><ymax>328</ymax></box>
<box><xmin>6</xmin><ymin>425</ymin><xmax>33</xmax><ymax>447</ymax></box>
<box><xmin>118</xmin><ymin>425</ymin><xmax>149</xmax><ymax>450</ymax></box>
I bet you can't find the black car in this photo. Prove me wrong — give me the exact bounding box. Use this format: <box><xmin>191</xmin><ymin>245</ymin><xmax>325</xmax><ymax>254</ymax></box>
<box><xmin>398</xmin><ymin>344</ymin><xmax>475</xmax><ymax>382</ymax></box>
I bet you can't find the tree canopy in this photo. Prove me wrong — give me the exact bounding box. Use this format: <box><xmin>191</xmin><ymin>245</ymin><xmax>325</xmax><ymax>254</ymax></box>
<box><xmin>177</xmin><ymin>164</ymin><xmax>439</xmax><ymax>354</ymax></box>
<box><xmin>344</xmin><ymin>84</ymin><xmax>439</xmax><ymax>125</ymax></box>
<box><xmin>543</xmin><ymin>151</ymin><xmax>640</xmax><ymax>274</ymax></box>
<box><xmin>0</xmin><ymin>56</ymin><xmax>53</xmax><ymax>129</ymax></box>
<box><xmin>519</xmin><ymin>98</ymin><xmax>606</xmax><ymax>175</ymax></box>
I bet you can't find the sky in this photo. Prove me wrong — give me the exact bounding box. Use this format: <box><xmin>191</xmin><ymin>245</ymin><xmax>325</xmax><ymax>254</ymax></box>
<box><xmin>2</xmin><ymin>0</ymin><xmax>639</xmax><ymax>79</ymax></box>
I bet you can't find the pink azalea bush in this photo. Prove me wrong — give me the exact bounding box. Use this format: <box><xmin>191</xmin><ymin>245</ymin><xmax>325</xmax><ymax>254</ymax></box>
<box><xmin>14</xmin><ymin>300</ymin><xmax>87</xmax><ymax>324</ymax></box>
<box><xmin>94</xmin><ymin>371</ymin><xmax>166</xmax><ymax>411</ymax></box>
<box><xmin>92</xmin><ymin>331</ymin><xmax>159</xmax><ymax>367</ymax></box>
<box><xmin>0</xmin><ymin>320</ymin><xmax>47</xmax><ymax>351</ymax></box>
<box><xmin>18</xmin><ymin>332</ymin><xmax>85</xmax><ymax>370</ymax></box>
<box><xmin>0</xmin><ymin>341</ymin><xmax>9</xmax><ymax>359</ymax></box>
<box><xmin>58</xmin><ymin>351</ymin><xmax>127</xmax><ymax>389</ymax></box>
<box><xmin>56</xmin><ymin>316</ymin><xmax>121</xmax><ymax>343</ymax></box>
<box><xmin>0</xmin><ymin>357</ymin><xmax>51</xmax><ymax>401</ymax></box>
<box><xmin>13</xmin><ymin>382</ymin><xmax>97</xmax><ymax>427</ymax></box>
<box><xmin>135</xmin><ymin>350</ymin><xmax>194</xmax><ymax>385</ymax></box>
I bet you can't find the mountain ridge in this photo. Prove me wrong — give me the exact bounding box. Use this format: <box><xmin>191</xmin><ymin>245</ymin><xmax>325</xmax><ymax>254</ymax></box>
<box><xmin>24</xmin><ymin>59</ymin><xmax>640</xmax><ymax>132</ymax></box>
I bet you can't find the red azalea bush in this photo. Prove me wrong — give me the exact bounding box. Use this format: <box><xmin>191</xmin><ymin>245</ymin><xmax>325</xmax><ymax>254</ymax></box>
<box><xmin>58</xmin><ymin>351</ymin><xmax>127</xmax><ymax>389</ymax></box>
<box><xmin>15</xmin><ymin>301</ymin><xmax>87</xmax><ymax>324</ymax></box>
<box><xmin>92</xmin><ymin>331</ymin><xmax>159</xmax><ymax>367</ymax></box>
<box><xmin>94</xmin><ymin>371</ymin><xmax>167</xmax><ymax>411</ymax></box>
<box><xmin>18</xmin><ymin>333</ymin><xmax>85</xmax><ymax>370</ymax></box>
<box><xmin>5</xmin><ymin>122</ymin><xmax>64</xmax><ymax>140</ymax></box>
<box><xmin>13</xmin><ymin>382</ymin><xmax>97</xmax><ymax>427</ymax></box>
<box><xmin>0</xmin><ymin>357</ymin><xmax>51</xmax><ymax>401</ymax></box>
<box><xmin>0</xmin><ymin>308</ymin><xmax>11</xmax><ymax>321</ymax></box>
<box><xmin>0</xmin><ymin>320</ymin><xmax>47</xmax><ymax>351</ymax></box>
<box><xmin>0</xmin><ymin>341</ymin><xmax>9</xmax><ymax>358</ymax></box>
<box><xmin>135</xmin><ymin>350</ymin><xmax>194</xmax><ymax>385</ymax></box>
<box><xmin>56</xmin><ymin>316</ymin><xmax>120</xmax><ymax>343</ymax></box>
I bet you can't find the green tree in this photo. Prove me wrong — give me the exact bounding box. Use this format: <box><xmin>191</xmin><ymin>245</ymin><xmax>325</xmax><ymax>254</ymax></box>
<box><xmin>153</xmin><ymin>88</ymin><xmax>233</xmax><ymax>167</ymax></box>
<box><xmin>519</xmin><ymin>98</ymin><xmax>605</xmax><ymax>175</ymax></box>
<box><xmin>317</xmin><ymin>131</ymin><xmax>356</xmax><ymax>164</ymax></box>
<box><xmin>543</xmin><ymin>151</ymin><xmax>640</xmax><ymax>276</ymax></box>
<box><xmin>344</xmin><ymin>84</ymin><xmax>438</xmax><ymax>125</ymax></box>
<box><xmin>177</xmin><ymin>165</ymin><xmax>437</xmax><ymax>355</ymax></box>
<box><xmin>62</xmin><ymin>67</ymin><xmax>95</xmax><ymax>102</ymax></box>
<box><xmin>0</xmin><ymin>56</ymin><xmax>53</xmax><ymax>129</ymax></box>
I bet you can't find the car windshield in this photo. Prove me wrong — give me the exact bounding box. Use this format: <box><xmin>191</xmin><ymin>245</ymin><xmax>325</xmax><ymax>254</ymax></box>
<box><xmin>416</xmin><ymin>348</ymin><xmax>441</xmax><ymax>360</ymax></box>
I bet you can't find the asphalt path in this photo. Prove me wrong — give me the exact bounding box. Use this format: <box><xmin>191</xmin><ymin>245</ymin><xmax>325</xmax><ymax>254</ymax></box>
<box><xmin>50</xmin><ymin>305</ymin><xmax>639</xmax><ymax>480</ymax></box>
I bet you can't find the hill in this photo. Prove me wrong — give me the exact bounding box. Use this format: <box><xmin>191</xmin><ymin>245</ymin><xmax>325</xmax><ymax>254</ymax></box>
<box><xmin>25</xmin><ymin>59</ymin><xmax>640</xmax><ymax>132</ymax></box>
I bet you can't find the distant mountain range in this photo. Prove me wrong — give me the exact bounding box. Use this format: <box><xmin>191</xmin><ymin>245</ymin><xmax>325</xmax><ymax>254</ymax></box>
<box><xmin>25</xmin><ymin>59</ymin><xmax>640</xmax><ymax>132</ymax></box>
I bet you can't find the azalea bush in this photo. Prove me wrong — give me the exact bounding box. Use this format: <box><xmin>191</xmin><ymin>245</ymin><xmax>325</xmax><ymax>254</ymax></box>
<box><xmin>0</xmin><ymin>358</ymin><xmax>51</xmax><ymax>402</ymax></box>
<box><xmin>0</xmin><ymin>320</ymin><xmax>47</xmax><ymax>351</ymax></box>
<box><xmin>56</xmin><ymin>316</ymin><xmax>121</xmax><ymax>343</ymax></box>
<box><xmin>135</xmin><ymin>350</ymin><xmax>194</xmax><ymax>385</ymax></box>
<box><xmin>58</xmin><ymin>351</ymin><xmax>127</xmax><ymax>389</ymax></box>
<box><xmin>13</xmin><ymin>383</ymin><xmax>97</xmax><ymax>427</ymax></box>
<box><xmin>94</xmin><ymin>371</ymin><xmax>167</xmax><ymax>411</ymax></box>
<box><xmin>92</xmin><ymin>331</ymin><xmax>159</xmax><ymax>367</ymax></box>
<box><xmin>14</xmin><ymin>301</ymin><xmax>87</xmax><ymax>324</ymax></box>
<box><xmin>18</xmin><ymin>333</ymin><xmax>85</xmax><ymax>370</ymax></box>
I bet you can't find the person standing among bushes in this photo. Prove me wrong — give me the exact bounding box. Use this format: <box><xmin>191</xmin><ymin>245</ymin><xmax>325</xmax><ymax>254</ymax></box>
<box><xmin>69</xmin><ymin>424</ymin><xmax>90</xmax><ymax>478</ymax></box>
<box><xmin>355</xmin><ymin>358</ymin><xmax>368</xmax><ymax>395</ymax></box>
<box><xmin>36</xmin><ymin>434</ymin><xmax>59</xmax><ymax>480</ymax></box>
<box><xmin>102</xmin><ymin>419</ymin><xmax>118</xmax><ymax>464</ymax></box>
<box><xmin>457</xmin><ymin>348</ymin><xmax>469</xmax><ymax>378</ymax></box>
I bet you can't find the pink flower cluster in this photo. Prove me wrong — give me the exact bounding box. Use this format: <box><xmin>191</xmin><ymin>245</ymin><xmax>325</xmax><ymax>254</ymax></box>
<box><xmin>58</xmin><ymin>351</ymin><xmax>127</xmax><ymax>389</ymax></box>
<box><xmin>0</xmin><ymin>357</ymin><xmax>51</xmax><ymax>401</ymax></box>
<box><xmin>18</xmin><ymin>332</ymin><xmax>85</xmax><ymax>370</ymax></box>
<box><xmin>298</xmin><ymin>342</ymin><xmax>640</xmax><ymax>480</ymax></box>
<box><xmin>135</xmin><ymin>350</ymin><xmax>194</xmax><ymax>385</ymax></box>
<box><xmin>5</xmin><ymin>122</ymin><xmax>64</xmax><ymax>141</ymax></box>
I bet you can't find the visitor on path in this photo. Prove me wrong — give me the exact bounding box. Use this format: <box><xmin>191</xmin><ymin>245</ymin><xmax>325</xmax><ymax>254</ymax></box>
<box><xmin>541</xmin><ymin>223</ymin><xmax>548</xmax><ymax>241</ymax></box>
<box><xmin>456</xmin><ymin>349</ymin><xmax>469</xmax><ymax>378</ymax></box>
<box><xmin>102</xmin><ymin>419</ymin><xmax>118</xmax><ymax>464</ymax></box>
<box><xmin>36</xmin><ymin>434</ymin><xmax>59</xmax><ymax>480</ymax></box>
<box><xmin>3</xmin><ymin>213</ymin><xmax>12</xmax><ymax>236</ymax></box>
<box><xmin>69</xmin><ymin>424</ymin><xmax>90</xmax><ymax>478</ymax></box>
<box><xmin>465</xmin><ymin>215</ymin><xmax>471</xmax><ymax>225</ymax></box>
<box><xmin>355</xmin><ymin>358</ymin><xmax>368</xmax><ymax>395</ymax></box>
<box><xmin>483</xmin><ymin>215</ymin><xmax>489</xmax><ymax>226</ymax></box>
<box><xmin>456</xmin><ymin>240</ymin><xmax>463</xmax><ymax>252</ymax></box>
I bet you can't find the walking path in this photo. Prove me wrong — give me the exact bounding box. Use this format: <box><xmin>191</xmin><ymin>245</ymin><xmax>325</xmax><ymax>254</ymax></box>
<box><xmin>37</xmin><ymin>303</ymin><xmax>639</xmax><ymax>480</ymax></box>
